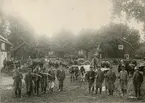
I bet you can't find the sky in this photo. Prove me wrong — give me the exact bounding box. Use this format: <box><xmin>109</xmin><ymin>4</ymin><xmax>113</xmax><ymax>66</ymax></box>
<box><xmin>1</xmin><ymin>0</ymin><xmax>144</xmax><ymax>38</ymax></box>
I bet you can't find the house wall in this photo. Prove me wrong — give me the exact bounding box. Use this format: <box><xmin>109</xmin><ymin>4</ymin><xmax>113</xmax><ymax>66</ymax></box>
<box><xmin>0</xmin><ymin>42</ymin><xmax>7</xmax><ymax>71</ymax></box>
<box><xmin>0</xmin><ymin>51</ymin><xmax>7</xmax><ymax>69</ymax></box>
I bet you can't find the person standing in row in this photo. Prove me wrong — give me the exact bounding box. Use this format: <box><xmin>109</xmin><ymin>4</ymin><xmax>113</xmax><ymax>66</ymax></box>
<box><xmin>119</xmin><ymin>65</ymin><xmax>128</xmax><ymax>96</ymax></box>
<box><xmin>105</xmin><ymin>66</ymin><xmax>116</xmax><ymax>95</ymax></box>
<box><xmin>80</xmin><ymin>66</ymin><xmax>86</xmax><ymax>82</ymax></box>
<box><xmin>95</xmin><ymin>66</ymin><xmax>104</xmax><ymax>94</ymax></box>
<box><xmin>13</xmin><ymin>68</ymin><xmax>23</xmax><ymax>98</ymax></box>
<box><xmin>133</xmin><ymin>66</ymin><xmax>143</xmax><ymax>98</ymax></box>
<box><xmin>48</xmin><ymin>66</ymin><xmax>56</xmax><ymax>92</ymax></box>
<box><xmin>40</xmin><ymin>68</ymin><xmax>48</xmax><ymax>94</ymax></box>
<box><xmin>57</xmin><ymin>65</ymin><xmax>66</xmax><ymax>91</ymax></box>
<box><xmin>33</xmin><ymin>66</ymin><xmax>41</xmax><ymax>96</ymax></box>
<box><xmin>86</xmin><ymin>66</ymin><xmax>96</xmax><ymax>93</ymax></box>
<box><xmin>24</xmin><ymin>68</ymin><xmax>33</xmax><ymax>97</ymax></box>
<box><xmin>92</xmin><ymin>55</ymin><xmax>99</xmax><ymax>69</ymax></box>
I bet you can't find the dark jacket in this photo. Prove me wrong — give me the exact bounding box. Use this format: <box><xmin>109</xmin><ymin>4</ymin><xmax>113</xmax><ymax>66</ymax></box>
<box><xmin>133</xmin><ymin>71</ymin><xmax>143</xmax><ymax>86</ymax></box>
<box><xmin>96</xmin><ymin>70</ymin><xmax>104</xmax><ymax>83</ymax></box>
<box><xmin>25</xmin><ymin>72</ymin><xmax>33</xmax><ymax>91</ymax></box>
<box><xmin>57</xmin><ymin>69</ymin><xmax>65</xmax><ymax>81</ymax></box>
<box><xmin>86</xmin><ymin>70</ymin><xmax>96</xmax><ymax>82</ymax></box>
<box><xmin>13</xmin><ymin>71</ymin><xmax>23</xmax><ymax>89</ymax></box>
<box><xmin>48</xmin><ymin>69</ymin><xmax>55</xmax><ymax>81</ymax></box>
<box><xmin>106</xmin><ymin>70</ymin><xmax>116</xmax><ymax>84</ymax></box>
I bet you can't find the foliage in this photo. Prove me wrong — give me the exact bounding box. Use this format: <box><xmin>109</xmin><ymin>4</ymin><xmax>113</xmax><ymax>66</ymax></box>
<box><xmin>112</xmin><ymin>0</ymin><xmax>145</xmax><ymax>30</ymax></box>
<box><xmin>135</xmin><ymin>42</ymin><xmax>145</xmax><ymax>57</ymax></box>
<box><xmin>7</xmin><ymin>15</ymin><xmax>35</xmax><ymax>46</ymax></box>
<box><xmin>98</xmin><ymin>23</ymin><xmax>140</xmax><ymax>58</ymax></box>
<box><xmin>0</xmin><ymin>11</ymin><xmax>10</xmax><ymax>38</ymax></box>
<box><xmin>50</xmin><ymin>30</ymin><xmax>76</xmax><ymax>57</ymax></box>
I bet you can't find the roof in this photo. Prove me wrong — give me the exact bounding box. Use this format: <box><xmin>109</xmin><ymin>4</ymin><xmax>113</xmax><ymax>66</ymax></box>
<box><xmin>0</xmin><ymin>35</ymin><xmax>13</xmax><ymax>46</ymax></box>
<box><xmin>12</xmin><ymin>42</ymin><xmax>26</xmax><ymax>51</ymax></box>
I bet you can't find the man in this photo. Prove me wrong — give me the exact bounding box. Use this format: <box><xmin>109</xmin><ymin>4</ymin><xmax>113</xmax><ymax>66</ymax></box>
<box><xmin>40</xmin><ymin>68</ymin><xmax>48</xmax><ymax>93</ymax></box>
<box><xmin>80</xmin><ymin>66</ymin><xmax>86</xmax><ymax>82</ymax></box>
<box><xmin>48</xmin><ymin>66</ymin><xmax>56</xmax><ymax>92</ymax></box>
<box><xmin>105</xmin><ymin>66</ymin><xmax>116</xmax><ymax>95</ymax></box>
<box><xmin>133</xmin><ymin>66</ymin><xmax>143</xmax><ymax>98</ymax></box>
<box><xmin>86</xmin><ymin>66</ymin><xmax>96</xmax><ymax>93</ymax></box>
<box><xmin>118</xmin><ymin>60</ymin><xmax>124</xmax><ymax>73</ymax></box>
<box><xmin>92</xmin><ymin>55</ymin><xmax>99</xmax><ymax>69</ymax></box>
<box><xmin>13</xmin><ymin>68</ymin><xmax>23</xmax><ymax>97</ymax></box>
<box><xmin>119</xmin><ymin>64</ymin><xmax>128</xmax><ymax>96</ymax></box>
<box><xmin>95</xmin><ymin>66</ymin><xmax>104</xmax><ymax>94</ymax></box>
<box><xmin>74</xmin><ymin>66</ymin><xmax>79</xmax><ymax>80</ymax></box>
<box><xmin>33</xmin><ymin>66</ymin><xmax>42</xmax><ymax>95</ymax></box>
<box><xmin>69</xmin><ymin>66</ymin><xmax>75</xmax><ymax>82</ymax></box>
<box><xmin>57</xmin><ymin>65</ymin><xmax>66</xmax><ymax>91</ymax></box>
<box><xmin>24</xmin><ymin>68</ymin><xmax>33</xmax><ymax>97</ymax></box>
<box><xmin>27</xmin><ymin>56</ymin><xmax>33</xmax><ymax>68</ymax></box>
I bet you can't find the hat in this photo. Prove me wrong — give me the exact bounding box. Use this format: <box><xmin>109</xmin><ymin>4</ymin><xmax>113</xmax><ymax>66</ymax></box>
<box><xmin>134</xmin><ymin>66</ymin><xmax>139</xmax><ymax>70</ymax></box>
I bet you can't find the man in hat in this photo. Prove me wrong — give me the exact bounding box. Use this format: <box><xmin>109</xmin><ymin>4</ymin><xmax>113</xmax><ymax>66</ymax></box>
<box><xmin>80</xmin><ymin>66</ymin><xmax>86</xmax><ymax>82</ymax></box>
<box><xmin>118</xmin><ymin>60</ymin><xmax>124</xmax><ymax>73</ymax></box>
<box><xmin>92</xmin><ymin>55</ymin><xmax>99</xmax><ymax>69</ymax></box>
<box><xmin>105</xmin><ymin>66</ymin><xmax>116</xmax><ymax>95</ymax></box>
<box><xmin>74</xmin><ymin>66</ymin><xmax>79</xmax><ymax>80</ymax></box>
<box><xmin>95</xmin><ymin>66</ymin><xmax>104</xmax><ymax>94</ymax></box>
<box><xmin>86</xmin><ymin>66</ymin><xmax>96</xmax><ymax>93</ymax></box>
<box><xmin>48</xmin><ymin>66</ymin><xmax>56</xmax><ymax>92</ymax></box>
<box><xmin>56</xmin><ymin>64</ymin><xmax>66</xmax><ymax>91</ymax></box>
<box><xmin>119</xmin><ymin>64</ymin><xmax>129</xmax><ymax>96</ymax></box>
<box><xmin>69</xmin><ymin>65</ymin><xmax>75</xmax><ymax>82</ymax></box>
<box><xmin>133</xmin><ymin>66</ymin><xmax>143</xmax><ymax>98</ymax></box>
<box><xmin>40</xmin><ymin>68</ymin><xmax>48</xmax><ymax>93</ymax></box>
<box><xmin>33</xmin><ymin>66</ymin><xmax>42</xmax><ymax>95</ymax></box>
<box><xmin>12</xmin><ymin>68</ymin><xmax>23</xmax><ymax>97</ymax></box>
<box><xmin>24</xmin><ymin>68</ymin><xmax>33</xmax><ymax>97</ymax></box>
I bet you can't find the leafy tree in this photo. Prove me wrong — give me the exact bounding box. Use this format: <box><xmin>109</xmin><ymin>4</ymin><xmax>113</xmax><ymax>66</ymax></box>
<box><xmin>98</xmin><ymin>23</ymin><xmax>140</xmax><ymax>58</ymax></box>
<box><xmin>7</xmin><ymin>15</ymin><xmax>35</xmax><ymax>46</ymax></box>
<box><xmin>0</xmin><ymin>11</ymin><xmax>10</xmax><ymax>38</ymax></box>
<box><xmin>76</xmin><ymin>29</ymin><xmax>101</xmax><ymax>59</ymax></box>
<box><xmin>112</xmin><ymin>0</ymin><xmax>145</xmax><ymax>30</ymax></box>
<box><xmin>50</xmin><ymin>30</ymin><xmax>76</xmax><ymax>57</ymax></box>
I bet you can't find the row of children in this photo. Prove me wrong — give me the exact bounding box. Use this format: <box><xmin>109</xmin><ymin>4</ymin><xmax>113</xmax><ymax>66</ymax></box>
<box><xmin>12</xmin><ymin>64</ymin><xmax>66</xmax><ymax>98</ymax></box>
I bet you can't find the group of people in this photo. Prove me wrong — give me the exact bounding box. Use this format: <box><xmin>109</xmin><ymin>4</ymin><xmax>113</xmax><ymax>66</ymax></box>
<box><xmin>12</xmin><ymin>55</ymin><xmax>145</xmax><ymax>99</ymax></box>
<box><xmin>12</xmin><ymin>63</ymin><xmax>66</xmax><ymax>98</ymax></box>
<box><xmin>85</xmin><ymin>59</ymin><xmax>144</xmax><ymax>98</ymax></box>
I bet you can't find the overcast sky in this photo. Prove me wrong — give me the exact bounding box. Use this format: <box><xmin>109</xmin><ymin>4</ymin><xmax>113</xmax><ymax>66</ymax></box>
<box><xmin>2</xmin><ymin>0</ymin><xmax>144</xmax><ymax>37</ymax></box>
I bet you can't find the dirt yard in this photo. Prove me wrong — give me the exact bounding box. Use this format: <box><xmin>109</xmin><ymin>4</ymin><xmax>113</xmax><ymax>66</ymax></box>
<box><xmin>0</xmin><ymin>65</ymin><xmax>145</xmax><ymax>103</ymax></box>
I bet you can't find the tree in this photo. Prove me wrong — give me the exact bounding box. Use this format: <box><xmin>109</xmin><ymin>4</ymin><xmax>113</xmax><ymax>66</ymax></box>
<box><xmin>0</xmin><ymin>11</ymin><xmax>10</xmax><ymax>38</ymax></box>
<box><xmin>50</xmin><ymin>30</ymin><xmax>76</xmax><ymax>57</ymax></box>
<box><xmin>7</xmin><ymin>15</ymin><xmax>35</xmax><ymax>46</ymax></box>
<box><xmin>76</xmin><ymin>29</ymin><xmax>101</xmax><ymax>59</ymax></box>
<box><xmin>98</xmin><ymin>23</ymin><xmax>140</xmax><ymax>58</ymax></box>
<box><xmin>112</xmin><ymin>0</ymin><xmax>145</xmax><ymax>30</ymax></box>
